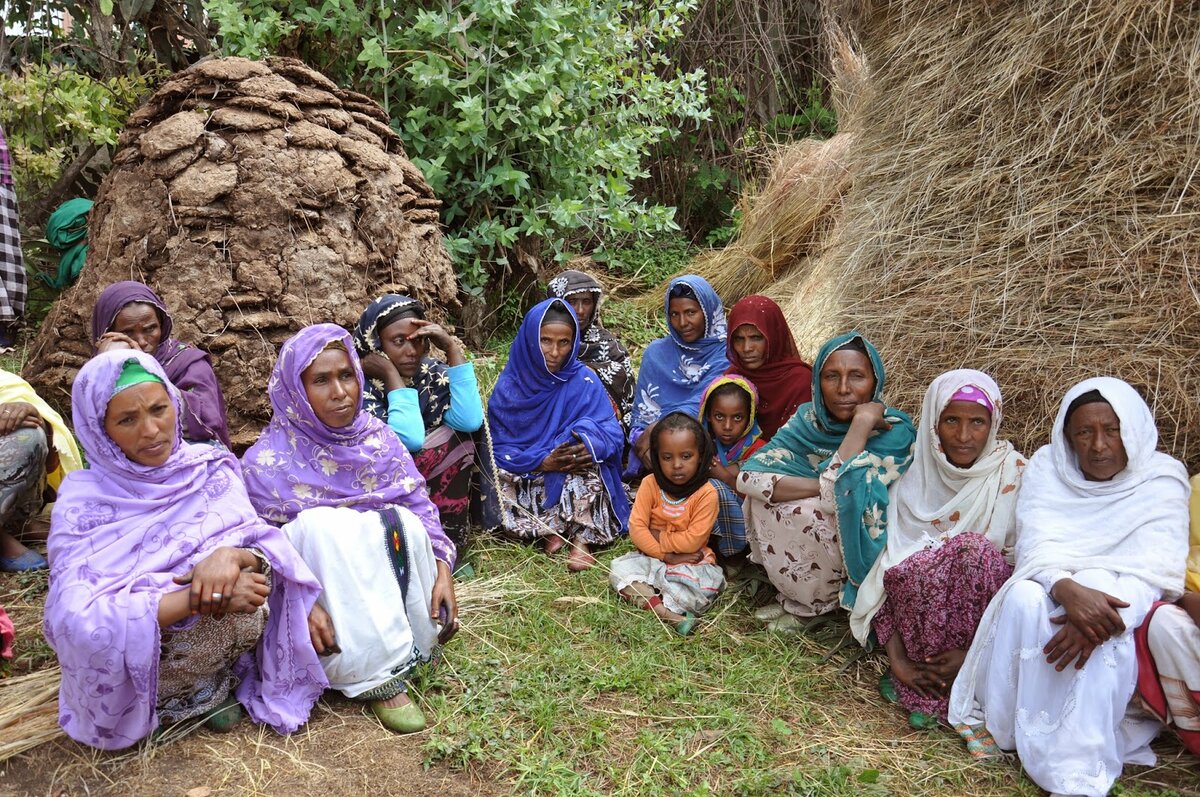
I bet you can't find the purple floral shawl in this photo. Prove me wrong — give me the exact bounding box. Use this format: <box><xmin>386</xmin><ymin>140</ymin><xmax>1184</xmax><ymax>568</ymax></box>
<box><xmin>241</xmin><ymin>324</ymin><xmax>455</xmax><ymax>567</ymax></box>
<box><xmin>91</xmin><ymin>281</ymin><xmax>232</xmax><ymax>448</ymax></box>
<box><xmin>44</xmin><ymin>350</ymin><xmax>327</xmax><ymax>750</ymax></box>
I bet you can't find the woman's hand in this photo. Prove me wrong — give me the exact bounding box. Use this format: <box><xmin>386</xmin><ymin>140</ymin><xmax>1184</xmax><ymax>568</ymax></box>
<box><xmin>360</xmin><ymin>352</ymin><xmax>405</xmax><ymax>392</ymax></box>
<box><xmin>851</xmin><ymin>401</ymin><xmax>892</xmax><ymax>431</ymax></box>
<box><xmin>407</xmin><ymin>320</ymin><xmax>466</xmax><ymax>366</ymax></box>
<box><xmin>633</xmin><ymin>423</ymin><xmax>655</xmax><ymax>472</ymax></box>
<box><xmin>308</xmin><ymin>603</ymin><xmax>337</xmax><ymax>654</ymax></box>
<box><xmin>1051</xmin><ymin>578</ymin><xmax>1129</xmax><ymax>644</ymax></box>
<box><xmin>227</xmin><ymin>570</ymin><xmax>271</xmax><ymax>614</ymax></box>
<box><xmin>431</xmin><ymin>560</ymin><xmax>459</xmax><ymax>645</ymax></box>
<box><xmin>663</xmin><ymin>551</ymin><xmax>705</xmax><ymax>566</ymax></box>
<box><xmin>923</xmin><ymin>648</ymin><xmax>967</xmax><ymax>694</ymax></box>
<box><xmin>885</xmin><ymin>635</ymin><xmax>943</xmax><ymax>699</ymax></box>
<box><xmin>541</xmin><ymin>442</ymin><xmax>590</xmax><ymax>473</ymax></box>
<box><xmin>95</xmin><ymin>331</ymin><xmax>139</xmax><ymax>353</ymax></box>
<box><xmin>0</xmin><ymin>401</ymin><xmax>43</xmax><ymax>436</ymax></box>
<box><xmin>1043</xmin><ymin>618</ymin><xmax>1097</xmax><ymax>671</ymax></box>
<box><xmin>174</xmin><ymin>546</ymin><xmax>249</xmax><ymax>616</ymax></box>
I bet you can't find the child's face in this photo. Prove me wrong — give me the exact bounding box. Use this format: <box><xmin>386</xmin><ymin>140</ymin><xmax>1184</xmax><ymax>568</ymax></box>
<box><xmin>657</xmin><ymin>428</ymin><xmax>701</xmax><ymax>486</ymax></box>
<box><xmin>706</xmin><ymin>392</ymin><xmax>751</xmax><ymax>446</ymax></box>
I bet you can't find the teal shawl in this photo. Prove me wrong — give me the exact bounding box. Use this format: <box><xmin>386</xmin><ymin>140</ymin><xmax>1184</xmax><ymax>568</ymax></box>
<box><xmin>42</xmin><ymin>198</ymin><xmax>93</xmax><ymax>289</ymax></box>
<box><xmin>742</xmin><ymin>331</ymin><xmax>916</xmax><ymax>608</ymax></box>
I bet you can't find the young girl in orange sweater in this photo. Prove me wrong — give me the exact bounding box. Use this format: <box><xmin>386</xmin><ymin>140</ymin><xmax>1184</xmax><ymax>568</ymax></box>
<box><xmin>609</xmin><ymin>411</ymin><xmax>727</xmax><ymax>635</ymax></box>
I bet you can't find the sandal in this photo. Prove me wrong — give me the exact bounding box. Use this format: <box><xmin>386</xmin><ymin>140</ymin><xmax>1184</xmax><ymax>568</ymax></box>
<box><xmin>908</xmin><ymin>711</ymin><xmax>938</xmax><ymax>730</ymax></box>
<box><xmin>204</xmin><ymin>696</ymin><xmax>245</xmax><ymax>732</ymax></box>
<box><xmin>954</xmin><ymin>722</ymin><xmax>1006</xmax><ymax>760</ymax></box>
<box><xmin>370</xmin><ymin>697</ymin><xmax>426</xmax><ymax>734</ymax></box>
<box><xmin>674</xmin><ymin>612</ymin><xmax>698</xmax><ymax>636</ymax></box>
<box><xmin>879</xmin><ymin>673</ymin><xmax>899</xmax><ymax>704</ymax></box>
<box><xmin>0</xmin><ymin>549</ymin><xmax>48</xmax><ymax>572</ymax></box>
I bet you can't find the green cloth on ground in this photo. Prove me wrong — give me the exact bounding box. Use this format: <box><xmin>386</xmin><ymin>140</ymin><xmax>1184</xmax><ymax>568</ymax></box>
<box><xmin>41</xmin><ymin>197</ymin><xmax>93</xmax><ymax>289</ymax></box>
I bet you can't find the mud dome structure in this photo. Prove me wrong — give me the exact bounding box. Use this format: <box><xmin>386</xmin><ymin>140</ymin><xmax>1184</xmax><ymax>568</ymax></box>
<box><xmin>24</xmin><ymin>56</ymin><xmax>458</xmax><ymax>445</ymax></box>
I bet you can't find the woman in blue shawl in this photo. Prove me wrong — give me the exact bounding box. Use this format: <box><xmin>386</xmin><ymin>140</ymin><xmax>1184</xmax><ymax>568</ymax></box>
<box><xmin>627</xmin><ymin>275</ymin><xmax>729</xmax><ymax>475</ymax></box>
<box><xmin>488</xmin><ymin>298</ymin><xmax>630</xmax><ymax>571</ymax></box>
<box><xmin>738</xmin><ymin>332</ymin><xmax>916</xmax><ymax>629</ymax></box>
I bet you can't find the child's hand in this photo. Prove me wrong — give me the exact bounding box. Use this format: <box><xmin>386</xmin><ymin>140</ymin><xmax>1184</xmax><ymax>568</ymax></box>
<box><xmin>710</xmin><ymin>458</ymin><xmax>738</xmax><ymax>487</ymax></box>
<box><xmin>664</xmin><ymin>551</ymin><xmax>704</xmax><ymax>566</ymax></box>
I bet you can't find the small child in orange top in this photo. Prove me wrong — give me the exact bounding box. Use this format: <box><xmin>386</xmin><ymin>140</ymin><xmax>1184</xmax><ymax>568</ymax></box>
<box><xmin>609</xmin><ymin>411</ymin><xmax>727</xmax><ymax>635</ymax></box>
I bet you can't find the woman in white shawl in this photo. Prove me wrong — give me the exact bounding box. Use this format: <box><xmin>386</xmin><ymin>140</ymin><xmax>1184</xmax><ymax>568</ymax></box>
<box><xmin>850</xmin><ymin>370</ymin><xmax>1025</xmax><ymax>728</ymax></box>
<box><xmin>948</xmin><ymin>377</ymin><xmax>1190</xmax><ymax>797</ymax></box>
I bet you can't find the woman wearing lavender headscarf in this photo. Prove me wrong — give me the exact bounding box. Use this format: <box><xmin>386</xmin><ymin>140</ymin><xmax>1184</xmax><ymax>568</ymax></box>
<box><xmin>241</xmin><ymin>324</ymin><xmax>458</xmax><ymax>735</ymax></box>
<box><xmin>92</xmin><ymin>280</ymin><xmax>232</xmax><ymax>448</ymax></box>
<box><xmin>44</xmin><ymin>350</ymin><xmax>327</xmax><ymax>751</ymax></box>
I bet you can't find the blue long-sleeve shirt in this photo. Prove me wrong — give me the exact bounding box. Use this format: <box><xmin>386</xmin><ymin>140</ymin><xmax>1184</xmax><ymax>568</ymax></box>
<box><xmin>386</xmin><ymin>362</ymin><xmax>484</xmax><ymax>452</ymax></box>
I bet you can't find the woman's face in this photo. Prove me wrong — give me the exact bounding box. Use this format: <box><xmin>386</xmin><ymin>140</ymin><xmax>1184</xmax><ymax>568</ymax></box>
<box><xmin>539</xmin><ymin>321</ymin><xmax>575</xmax><ymax>373</ymax></box>
<box><xmin>379</xmin><ymin>315</ymin><xmax>427</xmax><ymax>379</ymax></box>
<box><xmin>819</xmin><ymin>349</ymin><xmax>876</xmax><ymax>423</ymax></box>
<box><xmin>567</xmin><ymin>294</ymin><xmax>595</xmax><ymax>328</ymax></box>
<box><xmin>111</xmin><ymin>302</ymin><xmax>162</xmax><ymax>354</ymax></box>
<box><xmin>730</xmin><ymin>323</ymin><xmax>768</xmax><ymax>370</ymax></box>
<box><xmin>104</xmin><ymin>382</ymin><xmax>176</xmax><ymax>466</ymax></box>
<box><xmin>668</xmin><ymin>297</ymin><xmax>705</xmax><ymax>344</ymax></box>
<box><xmin>1066</xmin><ymin>401</ymin><xmax>1128</xmax><ymax>481</ymax></box>
<box><xmin>302</xmin><ymin>347</ymin><xmax>361</xmax><ymax>428</ymax></box>
<box><xmin>937</xmin><ymin>400</ymin><xmax>992</xmax><ymax>468</ymax></box>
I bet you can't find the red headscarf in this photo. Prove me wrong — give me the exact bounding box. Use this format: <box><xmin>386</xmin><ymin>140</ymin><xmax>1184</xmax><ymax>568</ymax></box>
<box><xmin>724</xmin><ymin>295</ymin><xmax>812</xmax><ymax>439</ymax></box>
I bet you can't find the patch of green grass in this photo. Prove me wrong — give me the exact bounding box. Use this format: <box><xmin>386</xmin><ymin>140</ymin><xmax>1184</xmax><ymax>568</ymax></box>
<box><xmin>410</xmin><ymin>539</ymin><xmax>1193</xmax><ymax>797</ymax></box>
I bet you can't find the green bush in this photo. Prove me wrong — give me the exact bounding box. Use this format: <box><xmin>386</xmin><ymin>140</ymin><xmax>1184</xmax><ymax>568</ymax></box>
<box><xmin>204</xmin><ymin>0</ymin><xmax>711</xmax><ymax>296</ymax></box>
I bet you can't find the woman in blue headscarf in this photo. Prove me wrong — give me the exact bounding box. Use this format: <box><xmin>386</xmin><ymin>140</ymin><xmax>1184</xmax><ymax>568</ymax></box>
<box><xmin>488</xmin><ymin>298</ymin><xmax>630</xmax><ymax>572</ymax></box>
<box><xmin>627</xmin><ymin>275</ymin><xmax>729</xmax><ymax>475</ymax></box>
<box><xmin>738</xmin><ymin>332</ymin><xmax>916</xmax><ymax>629</ymax></box>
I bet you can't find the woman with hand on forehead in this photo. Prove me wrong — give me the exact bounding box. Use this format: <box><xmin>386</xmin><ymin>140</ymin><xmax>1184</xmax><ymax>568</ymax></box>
<box><xmin>949</xmin><ymin>378</ymin><xmax>1190</xmax><ymax>795</ymax></box>
<box><xmin>354</xmin><ymin>295</ymin><xmax>500</xmax><ymax>548</ymax></box>
<box><xmin>487</xmin><ymin>299</ymin><xmax>630</xmax><ymax>572</ymax></box>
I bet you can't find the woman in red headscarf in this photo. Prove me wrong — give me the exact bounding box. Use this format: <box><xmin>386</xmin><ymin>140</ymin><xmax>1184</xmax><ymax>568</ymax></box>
<box><xmin>724</xmin><ymin>296</ymin><xmax>812</xmax><ymax>440</ymax></box>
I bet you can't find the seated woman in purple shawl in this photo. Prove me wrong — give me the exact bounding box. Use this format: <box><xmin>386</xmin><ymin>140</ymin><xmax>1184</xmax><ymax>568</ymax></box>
<box><xmin>44</xmin><ymin>350</ymin><xmax>327</xmax><ymax>751</ymax></box>
<box><xmin>487</xmin><ymin>298</ymin><xmax>630</xmax><ymax>572</ymax></box>
<box><xmin>92</xmin><ymin>280</ymin><xmax>232</xmax><ymax>448</ymax></box>
<box><xmin>241</xmin><ymin>324</ymin><xmax>458</xmax><ymax>735</ymax></box>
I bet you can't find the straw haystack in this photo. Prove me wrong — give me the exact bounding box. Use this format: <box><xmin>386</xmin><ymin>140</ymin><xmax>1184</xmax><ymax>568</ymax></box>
<box><xmin>22</xmin><ymin>57</ymin><xmax>457</xmax><ymax>445</ymax></box>
<box><xmin>773</xmin><ymin>0</ymin><xmax>1200</xmax><ymax>469</ymax></box>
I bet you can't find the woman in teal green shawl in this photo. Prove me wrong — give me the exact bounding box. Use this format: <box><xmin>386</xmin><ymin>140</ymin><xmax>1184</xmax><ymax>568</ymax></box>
<box><xmin>737</xmin><ymin>332</ymin><xmax>915</xmax><ymax>629</ymax></box>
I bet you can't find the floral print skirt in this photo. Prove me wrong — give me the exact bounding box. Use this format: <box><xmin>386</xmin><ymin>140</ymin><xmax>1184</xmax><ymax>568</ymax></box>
<box><xmin>497</xmin><ymin>467</ymin><xmax>621</xmax><ymax>546</ymax></box>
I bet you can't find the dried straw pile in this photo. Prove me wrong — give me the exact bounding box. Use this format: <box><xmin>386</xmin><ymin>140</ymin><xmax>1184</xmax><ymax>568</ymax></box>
<box><xmin>776</xmin><ymin>0</ymin><xmax>1200</xmax><ymax>469</ymax></box>
<box><xmin>0</xmin><ymin>667</ymin><xmax>63</xmax><ymax>762</ymax></box>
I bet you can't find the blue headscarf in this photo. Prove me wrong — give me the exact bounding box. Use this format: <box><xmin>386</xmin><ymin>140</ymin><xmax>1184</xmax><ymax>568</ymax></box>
<box><xmin>631</xmin><ymin>275</ymin><xmax>729</xmax><ymax>432</ymax></box>
<box><xmin>487</xmin><ymin>298</ymin><xmax>630</xmax><ymax>529</ymax></box>
<box><xmin>742</xmin><ymin>331</ymin><xmax>916</xmax><ymax>608</ymax></box>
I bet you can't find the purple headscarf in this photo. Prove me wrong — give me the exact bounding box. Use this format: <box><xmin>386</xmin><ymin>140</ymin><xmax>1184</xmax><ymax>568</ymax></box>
<box><xmin>91</xmin><ymin>281</ymin><xmax>232</xmax><ymax>448</ymax></box>
<box><xmin>44</xmin><ymin>350</ymin><xmax>327</xmax><ymax>750</ymax></box>
<box><xmin>241</xmin><ymin>324</ymin><xmax>455</xmax><ymax>567</ymax></box>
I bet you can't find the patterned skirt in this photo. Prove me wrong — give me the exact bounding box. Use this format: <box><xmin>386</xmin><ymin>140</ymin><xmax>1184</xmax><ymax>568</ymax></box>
<box><xmin>0</xmin><ymin>426</ymin><xmax>47</xmax><ymax>530</ymax></box>
<box><xmin>872</xmin><ymin>532</ymin><xmax>1012</xmax><ymax>719</ymax></box>
<box><xmin>1135</xmin><ymin>600</ymin><xmax>1200</xmax><ymax>755</ymax></box>
<box><xmin>497</xmin><ymin>467</ymin><xmax>622</xmax><ymax>546</ymax></box>
<box><xmin>609</xmin><ymin>551</ymin><xmax>726</xmax><ymax>615</ymax></box>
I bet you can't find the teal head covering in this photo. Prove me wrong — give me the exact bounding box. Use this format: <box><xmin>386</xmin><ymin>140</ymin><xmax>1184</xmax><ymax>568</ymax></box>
<box><xmin>111</xmin><ymin>358</ymin><xmax>164</xmax><ymax>396</ymax></box>
<box><xmin>742</xmin><ymin>331</ymin><xmax>916</xmax><ymax>608</ymax></box>
<box><xmin>42</xmin><ymin>197</ymin><xmax>94</xmax><ymax>289</ymax></box>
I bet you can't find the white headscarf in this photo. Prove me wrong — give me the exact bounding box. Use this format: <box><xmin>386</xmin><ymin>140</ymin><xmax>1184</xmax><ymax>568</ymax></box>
<box><xmin>850</xmin><ymin>370</ymin><xmax>1025</xmax><ymax>644</ymax></box>
<box><xmin>949</xmin><ymin>376</ymin><xmax>1190</xmax><ymax>725</ymax></box>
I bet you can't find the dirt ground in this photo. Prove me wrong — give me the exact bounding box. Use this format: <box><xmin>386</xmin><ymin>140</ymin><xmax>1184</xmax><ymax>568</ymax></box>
<box><xmin>0</xmin><ymin>696</ymin><xmax>506</xmax><ymax>797</ymax></box>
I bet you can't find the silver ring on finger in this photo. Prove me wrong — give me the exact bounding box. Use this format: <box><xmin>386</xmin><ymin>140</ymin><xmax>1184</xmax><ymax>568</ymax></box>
<box><xmin>211</xmin><ymin>592</ymin><xmax>223</xmax><ymax>600</ymax></box>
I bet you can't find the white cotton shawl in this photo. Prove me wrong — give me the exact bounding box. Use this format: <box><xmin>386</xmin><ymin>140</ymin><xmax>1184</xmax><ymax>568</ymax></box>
<box><xmin>948</xmin><ymin>376</ymin><xmax>1191</xmax><ymax>726</ymax></box>
<box><xmin>850</xmin><ymin>370</ymin><xmax>1025</xmax><ymax>645</ymax></box>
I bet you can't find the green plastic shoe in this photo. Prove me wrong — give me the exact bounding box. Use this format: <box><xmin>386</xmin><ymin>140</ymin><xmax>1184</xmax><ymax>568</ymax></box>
<box><xmin>908</xmin><ymin>710</ymin><xmax>938</xmax><ymax>730</ymax></box>
<box><xmin>204</xmin><ymin>696</ymin><xmax>245</xmax><ymax>733</ymax></box>
<box><xmin>879</xmin><ymin>673</ymin><xmax>899</xmax><ymax>705</ymax></box>
<box><xmin>370</xmin><ymin>698</ymin><xmax>427</xmax><ymax>734</ymax></box>
<box><xmin>674</xmin><ymin>612</ymin><xmax>698</xmax><ymax>636</ymax></box>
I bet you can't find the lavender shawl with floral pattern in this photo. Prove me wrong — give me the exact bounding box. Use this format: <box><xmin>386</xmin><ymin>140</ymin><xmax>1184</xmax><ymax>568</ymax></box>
<box><xmin>241</xmin><ymin>324</ymin><xmax>455</xmax><ymax>567</ymax></box>
<box><xmin>44</xmin><ymin>350</ymin><xmax>327</xmax><ymax>750</ymax></box>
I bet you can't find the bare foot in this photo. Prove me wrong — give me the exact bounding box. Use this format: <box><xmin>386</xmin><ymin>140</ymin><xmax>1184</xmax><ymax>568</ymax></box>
<box><xmin>0</xmin><ymin>530</ymin><xmax>31</xmax><ymax>559</ymax></box>
<box><xmin>543</xmin><ymin>534</ymin><xmax>565</xmax><ymax>556</ymax></box>
<box><xmin>376</xmin><ymin>691</ymin><xmax>413</xmax><ymax>709</ymax></box>
<box><xmin>566</xmin><ymin>538</ymin><xmax>596</xmax><ymax>571</ymax></box>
